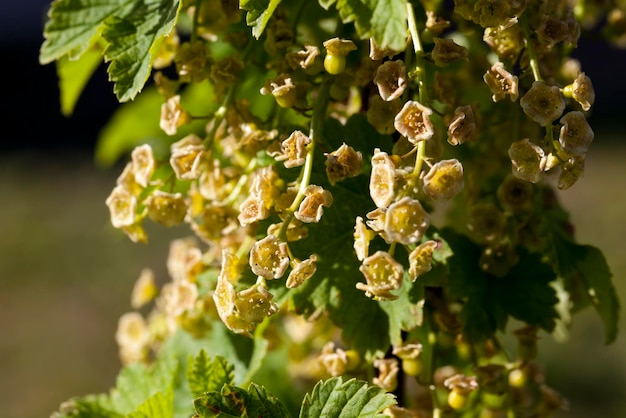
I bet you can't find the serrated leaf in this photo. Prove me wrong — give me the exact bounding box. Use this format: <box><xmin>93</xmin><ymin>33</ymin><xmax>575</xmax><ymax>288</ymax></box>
<box><xmin>40</xmin><ymin>0</ymin><xmax>135</xmax><ymax>64</ymax></box>
<box><xmin>299</xmin><ymin>377</ymin><xmax>396</xmax><ymax>418</ymax></box>
<box><xmin>246</xmin><ymin>383</ymin><xmax>292</xmax><ymax>417</ymax></box>
<box><xmin>51</xmin><ymin>394</ymin><xmax>121</xmax><ymax>418</ymax></box>
<box><xmin>576</xmin><ymin>245</ymin><xmax>619</xmax><ymax>344</ymax></box>
<box><xmin>378</xmin><ymin>271</ymin><xmax>423</xmax><ymax>346</ymax></box>
<box><xmin>368</xmin><ymin>0</ymin><xmax>407</xmax><ymax>51</ymax></box>
<box><xmin>194</xmin><ymin>383</ymin><xmax>290</xmax><ymax>418</ymax></box>
<box><xmin>101</xmin><ymin>0</ymin><xmax>181</xmax><ymax>101</ymax></box>
<box><xmin>240</xmin><ymin>0</ymin><xmax>283</xmax><ymax>39</ymax></box>
<box><xmin>289</xmin><ymin>172</ymin><xmax>390</xmax><ymax>356</ymax></box>
<box><xmin>109</xmin><ymin>351</ymin><xmax>178</xmax><ymax>414</ymax></box>
<box><xmin>57</xmin><ymin>44</ymin><xmax>102</xmax><ymax>116</ymax></box>
<box><xmin>127</xmin><ymin>390</ymin><xmax>174</xmax><ymax>418</ymax></box>
<box><xmin>547</xmin><ymin>227</ymin><xmax>619</xmax><ymax>344</ymax></box>
<box><xmin>441</xmin><ymin>229</ymin><xmax>558</xmax><ymax>343</ymax></box>
<box><xmin>330</xmin><ymin>0</ymin><xmax>407</xmax><ymax>51</ymax></box>
<box><xmin>187</xmin><ymin>351</ymin><xmax>235</xmax><ymax>398</ymax></box>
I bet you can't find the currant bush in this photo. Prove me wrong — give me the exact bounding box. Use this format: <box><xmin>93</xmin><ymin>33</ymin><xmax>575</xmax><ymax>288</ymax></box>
<box><xmin>41</xmin><ymin>0</ymin><xmax>621</xmax><ymax>417</ymax></box>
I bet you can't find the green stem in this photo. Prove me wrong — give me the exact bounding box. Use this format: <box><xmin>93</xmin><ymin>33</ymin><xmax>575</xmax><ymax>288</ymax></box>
<box><xmin>521</xmin><ymin>13</ymin><xmax>543</xmax><ymax>82</ymax></box>
<box><xmin>221</xmin><ymin>158</ymin><xmax>258</xmax><ymax>206</ymax></box>
<box><xmin>191</xmin><ymin>0</ymin><xmax>202</xmax><ymax>43</ymax></box>
<box><xmin>277</xmin><ymin>80</ymin><xmax>330</xmax><ymax>240</ymax></box>
<box><xmin>412</xmin><ymin>140</ymin><xmax>426</xmax><ymax>177</ymax></box>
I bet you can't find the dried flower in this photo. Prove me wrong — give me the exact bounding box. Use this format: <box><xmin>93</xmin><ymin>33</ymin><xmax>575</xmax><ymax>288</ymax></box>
<box><xmin>370</xmin><ymin>149</ymin><xmax>397</xmax><ymax>208</ymax></box>
<box><xmin>373</xmin><ymin>358</ymin><xmax>399</xmax><ymax>392</ymax></box>
<box><xmin>325</xmin><ymin>143</ymin><xmax>362</xmax><ymax>185</ymax></box>
<box><xmin>408</xmin><ymin>240</ymin><xmax>438</xmax><ymax>281</ymax></box>
<box><xmin>374</xmin><ymin>60</ymin><xmax>407</xmax><ymax>101</ymax></box>
<box><xmin>286</xmin><ymin>44</ymin><xmax>322</xmax><ymax>73</ymax></box>
<box><xmin>447</xmin><ymin>105</ymin><xmax>476</xmax><ymax>145</ymax></box>
<box><xmin>131</xmin><ymin>268</ymin><xmax>158</xmax><ymax>309</ymax></box>
<box><xmin>106</xmin><ymin>185</ymin><xmax>138</xmax><ymax>228</ymax></box>
<box><xmin>432</xmin><ymin>38</ymin><xmax>468</xmax><ymax>66</ymax></box>
<box><xmin>394</xmin><ymin>100</ymin><xmax>435</xmax><ymax>144</ymax></box>
<box><xmin>508</xmin><ymin>138</ymin><xmax>546</xmax><ymax>183</ymax></box>
<box><xmin>238</xmin><ymin>194</ymin><xmax>270</xmax><ymax>226</ymax></box>
<box><xmin>130</xmin><ymin>144</ymin><xmax>155</xmax><ymax>187</ymax></box>
<box><xmin>558</xmin><ymin>111</ymin><xmax>593</xmax><ymax>157</ymax></box>
<box><xmin>286</xmin><ymin>254</ymin><xmax>318</xmax><ymax>288</ymax></box>
<box><xmin>274</xmin><ymin>130</ymin><xmax>310</xmax><ymax>168</ymax></box>
<box><xmin>160</xmin><ymin>95</ymin><xmax>191</xmax><ymax>135</ymax></box>
<box><xmin>367</xmin><ymin>96</ymin><xmax>402</xmax><ymax>135</ymax></box>
<box><xmin>558</xmin><ymin>155</ymin><xmax>585</xmax><ymax>190</ymax></box>
<box><xmin>260</xmin><ymin>74</ymin><xmax>297</xmax><ymax>108</ymax></box>
<box><xmin>354</xmin><ymin>216</ymin><xmax>375</xmax><ymax>261</ymax></box>
<box><xmin>570</xmin><ymin>72</ymin><xmax>595</xmax><ymax>111</ymax></box>
<box><xmin>295</xmin><ymin>185</ymin><xmax>333</xmax><ymax>223</ymax></box>
<box><xmin>484</xmin><ymin>62</ymin><xmax>519</xmax><ymax>102</ymax></box>
<box><xmin>520</xmin><ymin>81</ymin><xmax>565</xmax><ymax>127</ymax></box>
<box><xmin>170</xmin><ymin>134</ymin><xmax>205</xmax><ymax>180</ymax></box>
<box><xmin>175</xmin><ymin>40</ymin><xmax>211</xmax><ymax>83</ymax></box>
<box><xmin>318</xmin><ymin>342</ymin><xmax>349</xmax><ymax>377</ymax></box>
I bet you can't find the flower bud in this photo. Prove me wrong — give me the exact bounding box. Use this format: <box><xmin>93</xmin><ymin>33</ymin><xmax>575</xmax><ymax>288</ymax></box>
<box><xmin>160</xmin><ymin>95</ymin><xmax>191</xmax><ymax>135</ymax></box>
<box><xmin>447</xmin><ymin>105</ymin><xmax>477</xmax><ymax>145</ymax></box>
<box><xmin>373</xmin><ymin>358</ymin><xmax>400</xmax><ymax>392</ymax></box>
<box><xmin>130</xmin><ymin>144</ymin><xmax>155</xmax><ymax>188</ymax></box>
<box><xmin>571</xmin><ymin>72</ymin><xmax>595</xmax><ymax>111</ymax></box>
<box><xmin>484</xmin><ymin>62</ymin><xmax>519</xmax><ymax>102</ymax></box>
<box><xmin>106</xmin><ymin>185</ymin><xmax>138</xmax><ymax>228</ymax></box>
<box><xmin>170</xmin><ymin>134</ymin><xmax>205</xmax><ymax>180</ymax></box>
<box><xmin>374</xmin><ymin>60</ymin><xmax>406</xmax><ymax>101</ymax></box>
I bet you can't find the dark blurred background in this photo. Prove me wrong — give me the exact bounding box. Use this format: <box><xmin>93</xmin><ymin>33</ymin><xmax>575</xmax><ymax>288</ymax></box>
<box><xmin>1</xmin><ymin>1</ymin><xmax>625</xmax><ymax>417</ymax></box>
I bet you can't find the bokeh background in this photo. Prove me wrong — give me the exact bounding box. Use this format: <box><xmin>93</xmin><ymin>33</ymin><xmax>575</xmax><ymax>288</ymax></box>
<box><xmin>1</xmin><ymin>1</ymin><xmax>625</xmax><ymax>417</ymax></box>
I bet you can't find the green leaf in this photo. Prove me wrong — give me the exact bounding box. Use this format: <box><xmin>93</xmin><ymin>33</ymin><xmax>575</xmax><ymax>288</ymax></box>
<box><xmin>193</xmin><ymin>383</ymin><xmax>290</xmax><ymax>418</ymax></box>
<box><xmin>187</xmin><ymin>351</ymin><xmax>235</xmax><ymax>398</ymax></box>
<box><xmin>378</xmin><ymin>271</ymin><xmax>424</xmax><ymax>346</ymax></box>
<box><xmin>240</xmin><ymin>0</ymin><xmax>283</xmax><ymax>39</ymax></box>
<box><xmin>51</xmin><ymin>394</ymin><xmax>121</xmax><ymax>418</ymax></box>
<box><xmin>57</xmin><ymin>44</ymin><xmax>102</xmax><ymax>116</ymax></box>
<box><xmin>576</xmin><ymin>245</ymin><xmax>619</xmax><ymax>344</ymax></box>
<box><xmin>299</xmin><ymin>377</ymin><xmax>396</xmax><ymax>418</ymax></box>
<box><xmin>328</xmin><ymin>0</ymin><xmax>407</xmax><ymax>51</ymax></box>
<box><xmin>101</xmin><ymin>0</ymin><xmax>182</xmax><ymax>101</ymax></box>
<box><xmin>367</xmin><ymin>0</ymin><xmax>407</xmax><ymax>52</ymax></box>
<box><xmin>40</xmin><ymin>0</ymin><xmax>135</xmax><ymax>64</ymax></box>
<box><xmin>127</xmin><ymin>390</ymin><xmax>174</xmax><ymax>418</ymax></box>
<box><xmin>547</xmin><ymin>227</ymin><xmax>620</xmax><ymax>344</ymax></box>
<box><xmin>441</xmin><ymin>229</ymin><xmax>558</xmax><ymax>343</ymax></box>
<box><xmin>289</xmin><ymin>173</ymin><xmax>390</xmax><ymax>357</ymax></box>
<box><xmin>109</xmin><ymin>350</ymin><xmax>178</xmax><ymax>414</ymax></box>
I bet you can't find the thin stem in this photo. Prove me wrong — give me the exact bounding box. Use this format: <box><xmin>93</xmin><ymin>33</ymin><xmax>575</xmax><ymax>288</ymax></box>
<box><xmin>521</xmin><ymin>13</ymin><xmax>543</xmax><ymax>82</ymax></box>
<box><xmin>191</xmin><ymin>0</ymin><xmax>202</xmax><ymax>43</ymax></box>
<box><xmin>221</xmin><ymin>158</ymin><xmax>258</xmax><ymax>206</ymax></box>
<box><xmin>277</xmin><ymin>79</ymin><xmax>330</xmax><ymax>241</ymax></box>
<box><xmin>412</xmin><ymin>140</ymin><xmax>426</xmax><ymax>177</ymax></box>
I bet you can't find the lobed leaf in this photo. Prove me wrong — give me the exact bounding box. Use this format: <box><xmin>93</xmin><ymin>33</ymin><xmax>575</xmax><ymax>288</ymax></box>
<box><xmin>57</xmin><ymin>44</ymin><xmax>103</xmax><ymax>116</ymax></box>
<box><xmin>127</xmin><ymin>390</ymin><xmax>174</xmax><ymax>418</ymax></box>
<box><xmin>193</xmin><ymin>383</ymin><xmax>290</xmax><ymax>418</ymax></box>
<box><xmin>40</xmin><ymin>0</ymin><xmax>135</xmax><ymax>64</ymax></box>
<box><xmin>442</xmin><ymin>229</ymin><xmax>559</xmax><ymax>343</ymax></box>
<box><xmin>240</xmin><ymin>0</ymin><xmax>283</xmax><ymax>39</ymax></box>
<box><xmin>299</xmin><ymin>377</ymin><xmax>396</xmax><ymax>418</ymax></box>
<box><xmin>187</xmin><ymin>351</ymin><xmax>235</xmax><ymax>398</ymax></box>
<box><xmin>101</xmin><ymin>0</ymin><xmax>181</xmax><ymax>101</ymax></box>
